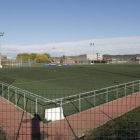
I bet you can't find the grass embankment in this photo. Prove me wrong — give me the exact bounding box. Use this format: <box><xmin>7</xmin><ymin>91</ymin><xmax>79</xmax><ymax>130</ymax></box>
<box><xmin>81</xmin><ymin>106</ymin><xmax>140</xmax><ymax>140</ymax></box>
<box><xmin>0</xmin><ymin>128</ymin><xmax>7</xmax><ymax>140</ymax></box>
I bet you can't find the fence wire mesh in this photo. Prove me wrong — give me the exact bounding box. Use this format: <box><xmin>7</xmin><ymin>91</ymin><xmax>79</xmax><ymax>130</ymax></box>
<box><xmin>0</xmin><ymin>80</ymin><xmax>140</xmax><ymax>140</ymax></box>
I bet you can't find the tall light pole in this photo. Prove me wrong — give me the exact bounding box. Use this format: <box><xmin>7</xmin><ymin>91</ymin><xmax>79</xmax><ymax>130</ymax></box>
<box><xmin>0</xmin><ymin>32</ymin><xmax>4</xmax><ymax>68</ymax></box>
<box><xmin>53</xmin><ymin>47</ymin><xmax>56</xmax><ymax>62</ymax></box>
<box><xmin>90</xmin><ymin>43</ymin><xmax>94</xmax><ymax>64</ymax></box>
<box><xmin>20</xmin><ymin>56</ymin><xmax>22</xmax><ymax>67</ymax></box>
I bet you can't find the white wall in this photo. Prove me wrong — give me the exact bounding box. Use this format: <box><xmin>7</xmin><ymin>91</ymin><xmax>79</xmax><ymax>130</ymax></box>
<box><xmin>97</xmin><ymin>53</ymin><xmax>103</xmax><ymax>60</ymax></box>
<box><xmin>77</xmin><ymin>53</ymin><xmax>103</xmax><ymax>61</ymax></box>
<box><xmin>87</xmin><ymin>54</ymin><xmax>97</xmax><ymax>60</ymax></box>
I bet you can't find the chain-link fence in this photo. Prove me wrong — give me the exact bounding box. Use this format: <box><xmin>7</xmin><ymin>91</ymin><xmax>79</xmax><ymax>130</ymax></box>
<box><xmin>0</xmin><ymin>80</ymin><xmax>140</xmax><ymax>139</ymax></box>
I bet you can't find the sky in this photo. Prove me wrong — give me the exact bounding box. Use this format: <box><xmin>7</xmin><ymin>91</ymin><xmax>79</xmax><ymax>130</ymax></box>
<box><xmin>0</xmin><ymin>0</ymin><xmax>140</xmax><ymax>57</ymax></box>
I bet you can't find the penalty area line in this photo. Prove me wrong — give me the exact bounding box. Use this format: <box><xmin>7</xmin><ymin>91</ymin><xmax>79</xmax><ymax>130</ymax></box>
<box><xmin>12</xmin><ymin>75</ymin><xmax>89</xmax><ymax>85</ymax></box>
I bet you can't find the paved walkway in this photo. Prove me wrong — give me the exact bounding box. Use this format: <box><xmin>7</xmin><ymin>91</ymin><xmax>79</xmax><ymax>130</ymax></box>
<box><xmin>0</xmin><ymin>92</ymin><xmax>140</xmax><ymax>140</ymax></box>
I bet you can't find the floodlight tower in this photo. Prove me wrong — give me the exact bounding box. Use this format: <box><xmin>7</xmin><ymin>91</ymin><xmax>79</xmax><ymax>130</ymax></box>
<box><xmin>90</xmin><ymin>43</ymin><xmax>94</xmax><ymax>64</ymax></box>
<box><xmin>53</xmin><ymin>47</ymin><xmax>56</xmax><ymax>62</ymax></box>
<box><xmin>0</xmin><ymin>32</ymin><xmax>4</xmax><ymax>68</ymax></box>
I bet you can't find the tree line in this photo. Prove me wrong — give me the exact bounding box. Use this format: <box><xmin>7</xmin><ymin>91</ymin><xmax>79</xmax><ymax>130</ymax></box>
<box><xmin>16</xmin><ymin>53</ymin><xmax>51</xmax><ymax>62</ymax></box>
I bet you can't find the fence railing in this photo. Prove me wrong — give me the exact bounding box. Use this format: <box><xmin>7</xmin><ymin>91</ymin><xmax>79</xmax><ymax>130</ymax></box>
<box><xmin>52</xmin><ymin>80</ymin><xmax>140</xmax><ymax>115</ymax></box>
<box><xmin>0</xmin><ymin>80</ymin><xmax>140</xmax><ymax>120</ymax></box>
<box><xmin>0</xmin><ymin>81</ymin><xmax>61</xmax><ymax>116</ymax></box>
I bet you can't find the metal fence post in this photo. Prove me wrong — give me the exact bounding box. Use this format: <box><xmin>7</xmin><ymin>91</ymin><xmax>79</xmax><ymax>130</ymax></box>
<box><xmin>94</xmin><ymin>91</ymin><xmax>96</xmax><ymax>107</ymax></box>
<box><xmin>35</xmin><ymin>98</ymin><xmax>38</xmax><ymax>118</ymax></box>
<box><xmin>106</xmin><ymin>88</ymin><xmax>108</xmax><ymax>103</ymax></box>
<box><xmin>24</xmin><ymin>93</ymin><xmax>26</xmax><ymax>111</ymax></box>
<box><xmin>125</xmin><ymin>83</ymin><xmax>126</xmax><ymax>96</ymax></box>
<box><xmin>139</xmin><ymin>80</ymin><xmax>140</xmax><ymax>92</ymax></box>
<box><xmin>15</xmin><ymin>90</ymin><xmax>17</xmax><ymax>105</ymax></box>
<box><xmin>132</xmin><ymin>82</ymin><xmax>134</xmax><ymax>94</ymax></box>
<box><xmin>2</xmin><ymin>84</ymin><xmax>3</xmax><ymax>97</ymax></box>
<box><xmin>133</xmin><ymin>81</ymin><xmax>134</xmax><ymax>93</ymax></box>
<box><xmin>61</xmin><ymin>98</ymin><xmax>62</xmax><ymax>119</ymax></box>
<box><xmin>8</xmin><ymin>86</ymin><xmax>9</xmax><ymax>101</ymax></box>
<box><xmin>116</xmin><ymin>85</ymin><xmax>118</xmax><ymax>99</ymax></box>
<box><xmin>79</xmin><ymin>94</ymin><xmax>81</xmax><ymax>112</ymax></box>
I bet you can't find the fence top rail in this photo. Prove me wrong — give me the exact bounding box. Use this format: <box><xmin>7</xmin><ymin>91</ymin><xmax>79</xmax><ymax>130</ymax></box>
<box><xmin>53</xmin><ymin>79</ymin><xmax>140</xmax><ymax>102</ymax></box>
<box><xmin>45</xmin><ymin>80</ymin><xmax>139</xmax><ymax>104</ymax></box>
<box><xmin>0</xmin><ymin>81</ymin><xmax>52</xmax><ymax>102</ymax></box>
<box><xmin>57</xmin><ymin>82</ymin><xmax>139</xmax><ymax>104</ymax></box>
<box><xmin>0</xmin><ymin>79</ymin><xmax>140</xmax><ymax>103</ymax></box>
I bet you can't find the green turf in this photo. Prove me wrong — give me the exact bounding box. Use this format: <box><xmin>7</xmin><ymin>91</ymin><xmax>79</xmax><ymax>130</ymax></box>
<box><xmin>0</xmin><ymin>64</ymin><xmax>140</xmax><ymax>122</ymax></box>
<box><xmin>1</xmin><ymin>64</ymin><xmax>140</xmax><ymax>94</ymax></box>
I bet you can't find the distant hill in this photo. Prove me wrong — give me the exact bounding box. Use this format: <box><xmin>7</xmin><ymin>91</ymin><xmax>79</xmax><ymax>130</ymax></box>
<box><xmin>103</xmin><ymin>54</ymin><xmax>140</xmax><ymax>61</ymax></box>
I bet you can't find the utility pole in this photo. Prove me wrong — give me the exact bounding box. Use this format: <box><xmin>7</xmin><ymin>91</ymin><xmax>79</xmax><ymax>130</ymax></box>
<box><xmin>0</xmin><ymin>32</ymin><xmax>4</xmax><ymax>68</ymax></box>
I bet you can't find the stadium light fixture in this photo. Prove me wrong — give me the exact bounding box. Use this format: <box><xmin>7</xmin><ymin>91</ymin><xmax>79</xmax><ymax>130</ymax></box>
<box><xmin>0</xmin><ymin>32</ymin><xmax>4</xmax><ymax>68</ymax></box>
<box><xmin>90</xmin><ymin>43</ymin><xmax>94</xmax><ymax>64</ymax></box>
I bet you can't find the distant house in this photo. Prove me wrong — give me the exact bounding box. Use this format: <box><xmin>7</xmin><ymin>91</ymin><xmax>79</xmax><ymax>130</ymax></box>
<box><xmin>131</xmin><ymin>57</ymin><xmax>140</xmax><ymax>62</ymax></box>
<box><xmin>103</xmin><ymin>58</ymin><xmax>111</xmax><ymax>61</ymax></box>
<box><xmin>63</xmin><ymin>57</ymin><xmax>75</xmax><ymax>63</ymax></box>
<box><xmin>1</xmin><ymin>55</ymin><xmax>7</xmax><ymax>60</ymax></box>
<box><xmin>103</xmin><ymin>58</ymin><xmax>117</xmax><ymax>63</ymax></box>
<box><xmin>51</xmin><ymin>53</ymin><xmax>103</xmax><ymax>64</ymax></box>
<box><xmin>51</xmin><ymin>57</ymin><xmax>61</xmax><ymax>63</ymax></box>
<box><xmin>135</xmin><ymin>57</ymin><xmax>140</xmax><ymax>61</ymax></box>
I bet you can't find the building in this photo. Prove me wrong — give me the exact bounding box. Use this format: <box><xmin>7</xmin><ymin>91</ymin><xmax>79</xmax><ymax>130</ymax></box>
<box><xmin>63</xmin><ymin>57</ymin><xmax>75</xmax><ymax>63</ymax></box>
<box><xmin>131</xmin><ymin>56</ymin><xmax>140</xmax><ymax>62</ymax></box>
<box><xmin>96</xmin><ymin>53</ymin><xmax>103</xmax><ymax>60</ymax></box>
<box><xmin>51</xmin><ymin>57</ymin><xmax>61</xmax><ymax>63</ymax></box>
<box><xmin>77</xmin><ymin>53</ymin><xmax>103</xmax><ymax>62</ymax></box>
<box><xmin>103</xmin><ymin>58</ymin><xmax>117</xmax><ymax>63</ymax></box>
<box><xmin>51</xmin><ymin>53</ymin><xmax>103</xmax><ymax>63</ymax></box>
<box><xmin>1</xmin><ymin>55</ymin><xmax>7</xmax><ymax>60</ymax></box>
<box><xmin>109</xmin><ymin>59</ymin><xmax>117</xmax><ymax>64</ymax></box>
<box><xmin>135</xmin><ymin>57</ymin><xmax>140</xmax><ymax>61</ymax></box>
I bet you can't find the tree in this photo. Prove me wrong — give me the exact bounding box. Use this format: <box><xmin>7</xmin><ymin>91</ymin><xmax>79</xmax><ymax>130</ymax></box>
<box><xmin>36</xmin><ymin>54</ymin><xmax>49</xmax><ymax>62</ymax></box>
<box><xmin>60</xmin><ymin>55</ymin><xmax>66</xmax><ymax>63</ymax></box>
<box><xmin>30</xmin><ymin>53</ymin><xmax>37</xmax><ymax>60</ymax></box>
<box><xmin>16</xmin><ymin>53</ymin><xmax>30</xmax><ymax>62</ymax></box>
<box><xmin>62</xmin><ymin>55</ymin><xmax>65</xmax><ymax>60</ymax></box>
<box><xmin>44</xmin><ymin>53</ymin><xmax>51</xmax><ymax>60</ymax></box>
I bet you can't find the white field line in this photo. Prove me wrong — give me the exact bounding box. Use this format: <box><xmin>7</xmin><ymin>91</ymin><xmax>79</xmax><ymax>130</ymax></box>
<box><xmin>12</xmin><ymin>75</ymin><xmax>89</xmax><ymax>85</ymax></box>
<box><xmin>21</xmin><ymin>68</ymin><xmax>89</xmax><ymax>76</ymax></box>
<box><xmin>22</xmin><ymin>68</ymin><xmax>44</xmax><ymax>71</ymax></box>
<box><xmin>1</xmin><ymin>68</ymin><xmax>89</xmax><ymax>84</ymax></box>
<box><xmin>58</xmin><ymin>72</ymin><xmax>89</xmax><ymax>76</ymax></box>
<box><xmin>0</xmin><ymin>71</ymin><xmax>17</xmax><ymax>76</ymax></box>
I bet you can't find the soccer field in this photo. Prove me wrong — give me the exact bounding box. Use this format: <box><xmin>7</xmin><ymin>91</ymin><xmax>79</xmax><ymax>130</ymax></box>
<box><xmin>1</xmin><ymin>64</ymin><xmax>140</xmax><ymax>95</ymax></box>
<box><xmin>0</xmin><ymin>64</ymin><xmax>140</xmax><ymax>121</ymax></box>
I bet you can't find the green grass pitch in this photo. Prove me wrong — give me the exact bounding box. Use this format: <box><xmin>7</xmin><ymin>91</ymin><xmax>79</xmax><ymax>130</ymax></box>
<box><xmin>0</xmin><ymin>64</ymin><xmax>140</xmax><ymax>122</ymax></box>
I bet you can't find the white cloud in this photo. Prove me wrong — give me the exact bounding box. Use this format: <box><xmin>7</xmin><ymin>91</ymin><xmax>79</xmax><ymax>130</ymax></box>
<box><xmin>2</xmin><ymin>36</ymin><xmax>140</xmax><ymax>57</ymax></box>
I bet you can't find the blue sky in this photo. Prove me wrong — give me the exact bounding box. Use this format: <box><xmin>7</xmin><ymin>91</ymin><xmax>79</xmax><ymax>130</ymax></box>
<box><xmin>0</xmin><ymin>0</ymin><xmax>140</xmax><ymax>57</ymax></box>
